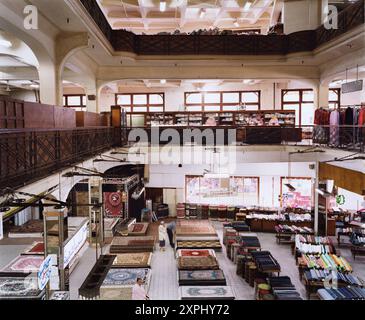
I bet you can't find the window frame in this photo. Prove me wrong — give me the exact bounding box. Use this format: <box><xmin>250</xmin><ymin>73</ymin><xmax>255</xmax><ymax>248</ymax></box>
<box><xmin>329</xmin><ymin>88</ymin><xmax>341</xmax><ymax>108</ymax></box>
<box><xmin>115</xmin><ymin>92</ymin><xmax>165</xmax><ymax>112</ymax></box>
<box><xmin>185</xmin><ymin>175</ymin><xmax>260</xmax><ymax>205</ymax></box>
<box><xmin>184</xmin><ymin>90</ymin><xmax>261</xmax><ymax>112</ymax></box>
<box><xmin>281</xmin><ymin>89</ymin><xmax>314</xmax><ymax>126</ymax></box>
<box><xmin>63</xmin><ymin>94</ymin><xmax>86</xmax><ymax>109</ymax></box>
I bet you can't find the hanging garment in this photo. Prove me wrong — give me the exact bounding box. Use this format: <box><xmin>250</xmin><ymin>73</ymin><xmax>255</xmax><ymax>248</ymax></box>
<box><xmin>329</xmin><ymin>110</ymin><xmax>340</xmax><ymax>146</ymax></box>
<box><xmin>345</xmin><ymin>107</ymin><xmax>354</xmax><ymax>125</ymax></box>
<box><xmin>313</xmin><ymin>109</ymin><xmax>330</xmax><ymax>144</ymax></box>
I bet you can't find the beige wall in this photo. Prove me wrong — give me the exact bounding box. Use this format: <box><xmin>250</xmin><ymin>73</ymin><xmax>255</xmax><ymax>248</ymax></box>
<box><xmin>98</xmin><ymin>80</ymin><xmax>318</xmax><ymax>113</ymax></box>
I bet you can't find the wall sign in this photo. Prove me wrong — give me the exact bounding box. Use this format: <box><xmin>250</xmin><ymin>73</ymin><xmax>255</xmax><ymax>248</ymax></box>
<box><xmin>38</xmin><ymin>255</ymin><xmax>52</xmax><ymax>290</ymax></box>
<box><xmin>336</xmin><ymin>195</ymin><xmax>345</xmax><ymax>205</ymax></box>
<box><xmin>342</xmin><ymin>80</ymin><xmax>363</xmax><ymax>93</ymax></box>
<box><xmin>63</xmin><ymin>222</ymin><xmax>88</xmax><ymax>268</ymax></box>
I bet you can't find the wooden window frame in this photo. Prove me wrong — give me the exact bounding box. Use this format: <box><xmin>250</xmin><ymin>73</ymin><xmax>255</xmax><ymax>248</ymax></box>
<box><xmin>329</xmin><ymin>88</ymin><xmax>341</xmax><ymax>108</ymax></box>
<box><xmin>63</xmin><ymin>94</ymin><xmax>86</xmax><ymax>108</ymax></box>
<box><xmin>115</xmin><ymin>93</ymin><xmax>165</xmax><ymax>112</ymax></box>
<box><xmin>281</xmin><ymin>89</ymin><xmax>314</xmax><ymax>126</ymax></box>
<box><xmin>184</xmin><ymin>90</ymin><xmax>261</xmax><ymax>112</ymax></box>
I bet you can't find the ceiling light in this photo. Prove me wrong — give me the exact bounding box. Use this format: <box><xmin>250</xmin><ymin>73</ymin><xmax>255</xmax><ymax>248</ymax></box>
<box><xmin>160</xmin><ymin>79</ymin><xmax>166</xmax><ymax>84</ymax></box>
<box><xmin>0</xmin><ymin>39</ymin><xmax>12</xmax><ymax>48</ymax></box>
<box><xmin>160</xmin><ymin>1</ymin><xmax>166</xmax><ymax>12</ymax></box>
<box><xmin>234</xmin><ymin>19</ymin><xmax>240</xmax><ymax>28</ymax></box>
<box><xmin>199</xmin><ymin>9</ymin><xmax>206</xmax><ymax>18</ymax></box>
<box><xmin>243</xmin><ymin>1</ymin><xmax>252</xmax><ymax>12</ymax></box>
<box><xmin>30</xmin><ymin>83</ymin><xmax>39</xmax><ymax>89</ymax></box>
<box><xmin>243</xmin><ymin>79</ymin><xmax>252</xmax><ymax>84</ymax></box>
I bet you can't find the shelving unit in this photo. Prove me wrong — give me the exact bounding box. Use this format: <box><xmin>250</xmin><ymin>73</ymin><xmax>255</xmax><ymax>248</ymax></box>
<box><xmin>122</xmin><ymin>110</ymin><xmax>296</xmax><ymax>127</ymax></box>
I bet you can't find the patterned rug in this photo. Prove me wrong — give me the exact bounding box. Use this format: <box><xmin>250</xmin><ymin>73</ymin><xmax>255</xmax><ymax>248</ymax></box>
<box><xmin>102</xmin><ymin>268</ymin><xmax>151</xmax><ymax>287</ymax></box>
<box><xmin>178</xmin><ymin>270</ymin><xmax>226</xmax><ymax>286</ymax></box>
<box><xmin>21</xmin><ymin>242</ymin><xmax>44</xmax><ymax>256</ymax></box>
<box><xmin>8</xmin><ymin>220</ymin><xmax>43</xmax><ymax>237</ymax></box>
<box><xmin>110</xmin><ymin>236</ymin><xmax>156</xmax><ymax>253</ymax></box>
<box><xmin>0</xmin><ymin>277</ymin><xmax>42</xmax><ymax>299</ymax></box>
<box><xmin>180</xmin><ymin>286</ymin><xmax>235</xmax><ymax>300</ymax></box>
<box><xmin>177</xmin><ymin>249</ymin><xmax>216</xmax><ymax>258</ymax></box>
<box><xmin>177</xmin><ymin>256</ymin><xmax>219</xmax><ymax>270</ymax></box>
<box><xmin>177</xmin><ymin>240</ymin><xmax>222</xmax><ymax>251</ymax></box>
<box><xmin>0</xmin><ymin>255</ymin><xmax>44</xmax><ymax>273</ymax></box>
<box><xmin>176</xmin><ymin>220</ymin><xmax>217</xmax><ymax>237</ymax></box>
<box><xmin>128</xmin><ymin>223</ymin><xmax>149</xmax><ymax>236</ymax></box>
<box><xmin>112</xmin><ymin>253</ymin><xmax>152</xmax><ymax>268</ymax></box>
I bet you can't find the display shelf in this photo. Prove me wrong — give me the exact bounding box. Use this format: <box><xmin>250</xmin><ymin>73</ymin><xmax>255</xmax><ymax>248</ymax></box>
<box><xmin>124</xmin><ymin>110</ymin><xmax>296</xmax><ymax>127</ymax></box>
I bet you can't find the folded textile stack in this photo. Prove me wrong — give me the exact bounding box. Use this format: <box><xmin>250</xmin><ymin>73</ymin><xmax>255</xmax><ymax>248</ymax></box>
<box><xmin>251</xmin><ymin>251</ymin><xmax>280</xmax><ymax>272</ymax></box>
<box><xmin>318</xmin><ymin>287</ymin><xmax>365</xmax><ymax>300</ymax></box>
<box><xmin>295</xmin><ymin>241</ymin><xmax>334</xmax><ymax>255</ymax></box>
<box><xmin>238</xmin><ymin>236</ymin><xmax>261</xmax><ymax>249</ymax></box>
<box><xmin>229</xmin><ymin>221</ymin><xmax>250</xmax><ymax>232</ymax></box>
<box><xmin>300</xmin><ymin>254</ymin><xmax>352</xmax><ymax>272</ymax></box>
<box><xmin>350</xmin><ymin>232</ymin><xmax>365</xmax><ymax>246</ymax></box>
<box><xmin>276</xmin><ymin>224</ymin><xmax>313</xmax><ymax>234</ymax></box>
<box><xmin>296</xmin><ymin>235</ymin><xmax>332</xmax><ymax>245</ymax></box>
<box><xmin>267</xmin><ymin>276</ymin><xmax>302</xmax><ymax>300</ymax></box>
<box><xmin>223</xmin><ymin>227</ymin><xmax>238</xmax><ymax>246</ymax></box>
<box><xmin>246</xmin><ymin>213</ymin><xmax>286</xmax><ymax>221</ymax></box>
<box><xmin>304</xmin><ymin>269</ymin><xmax>365</xmax><ymax>286</ymax></box>
<box><xmin>177</xmin><ymin>256</ymin><xmax>220</xmax><ymax>270</ymax></box>
<box><xmin>286</xmin><ymin>212</ymin><xmax>312</xmax><ymax>222</ymax></box>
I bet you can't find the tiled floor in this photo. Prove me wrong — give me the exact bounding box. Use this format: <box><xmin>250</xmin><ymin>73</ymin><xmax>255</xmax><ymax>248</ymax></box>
<box><xmin>1</xmin><ymin>221</ymin><xmax>364</xmax><ymax>300</ymax></box>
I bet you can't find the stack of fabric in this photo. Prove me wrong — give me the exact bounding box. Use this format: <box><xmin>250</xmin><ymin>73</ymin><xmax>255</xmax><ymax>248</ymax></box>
<box><xmin>275</xmin><ymin>224</ymin><xmax>313</xmax><ymax>234</ymax></box>
<box><xmin>299</xmin><ymin>254</ymin><xmax>352</xmax><ymax>272</ymax></box>
<box><xmin>318</xmin><ymin>287</ymin><xmax>365</xmax><ymax>300</ymax></box>
<box><xmin>251</xmin><ymin>251</ymin><xmax>281</xmax><ymax>273</ymax></box>
<box><xmin>229</xmin><ymin>221</ymin><xmax>250</xmax><ymax>232</ymax></box>
<box><xmin>296</xmin><ymin>235</ymin><xmax>332</xmax><ymax>245</ymax></box>
<box><xmin>238</xmin><ymin>235</ymin><xmax>261</xmax><ymax>249</ymax></box>
<box><xmin>267</xmin><ymin>276</ymin><xmax>302</xmax><ymax>300</ymax></box>
<box><xmin>304</xmin><ymin>269</ymin><xmax>365</xmax><ymax>286</ymax></box>
<box><xmin>109</xmin><ymin>236</ymin><xmax>156</xmax><ymax>254</ymax></box>
<box><xmin>295</xmin><ymin>242</ymin><xmax>335</xmax><ymax>255</ymax></box>
<box><xmin>350</xmin><ymin>232</ymin><xmax>365</xmax><ymax>246</ymax></box>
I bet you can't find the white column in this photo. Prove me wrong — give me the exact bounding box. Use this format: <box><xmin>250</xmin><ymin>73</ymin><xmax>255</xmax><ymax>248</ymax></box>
<box><xmin>0</xmin><ymin>212</ymin><xmax>3</xmax><ymax>240</ymax></box>
<box><xmin>85</xmin><ymin>83</ymin><xmax>98</xmax><ymax>113</ymax></box>
<box><xmin>314</xmin><ymin>82</ymin><xmax>329</xmax><ymax>109</ymax></box>
<box><xmin>314</xmin><ymin>161</ymin><xmax>319</xmax><ymax>235</ymax></box>
<box><xmin>38</xmin><ymin>61</ymin><xmax>62</xmax><ymax>106</ymax></box>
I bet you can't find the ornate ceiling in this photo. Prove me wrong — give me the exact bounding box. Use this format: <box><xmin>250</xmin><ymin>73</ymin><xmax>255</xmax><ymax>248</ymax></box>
<box><xmin>96</xmin><ymin>0</ymin><xmax>277</xmax><ymax>34</ymax></box>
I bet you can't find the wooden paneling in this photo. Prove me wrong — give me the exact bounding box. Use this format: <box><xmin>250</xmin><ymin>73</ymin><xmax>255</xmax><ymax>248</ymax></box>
<box><xmin>24</xmin><ymin>102</ymin><xmax>57</xmax><ymax>129</ymax></box>
<box><xmin>0</xmin><ymin>98</ymin><xmax>25</xmax><ymax>129</ymax></box>
<box><xmin>319</xmin><ymin>162</ymin><xmax>365</xmax><ymax>196</ymax></box>
<box><xmin>0</xmin><ymin>97</ymin><xmax>77</xmax><ymax>129</ymax></box>
<box><xmin>76</xmin><ymin>111</ymin><xmax>105</xmax><ymax>127</ymax></box>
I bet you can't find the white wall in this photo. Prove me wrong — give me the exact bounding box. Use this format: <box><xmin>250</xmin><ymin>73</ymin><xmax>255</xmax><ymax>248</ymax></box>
<box><xmin>98</xmin><ymin>80</ymin><xmax>318</xmax><ymax>113</ymax></box>
<box><xmin>335</xmin><ymin>188</ymin><xmax>365</xmax><ymax>211</ymax></box>
<box><xmin>340</xmin><ymin>79</ymin><xmax>365</xmax><ymax>105</ymax></box>
<box><xmin>9</xmin><ymin>89</ymin><xmax>37</xmax><ymax>102</ymax></box>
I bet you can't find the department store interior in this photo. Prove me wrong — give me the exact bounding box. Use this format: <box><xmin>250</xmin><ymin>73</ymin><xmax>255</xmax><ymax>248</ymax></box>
<box><xmin>0</xmin><ymin>0</ymin><xmax>364</xmax><ymax>302</ymax></box>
